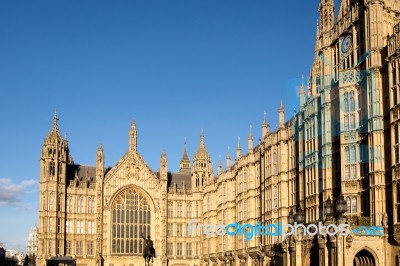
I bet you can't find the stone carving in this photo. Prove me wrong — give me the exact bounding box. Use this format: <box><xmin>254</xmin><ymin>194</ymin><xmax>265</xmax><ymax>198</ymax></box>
<box><xmin>382</xmin><ymin>213</ymin><xmax>388</xmax><ymax>229</ymax></box>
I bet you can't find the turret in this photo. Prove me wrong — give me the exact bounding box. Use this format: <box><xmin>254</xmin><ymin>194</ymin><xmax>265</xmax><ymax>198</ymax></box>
<box><xmin>192</xmin><ymin>131</ymin><xmax>213</xmax><ymax>189</ymax></box>
<box><xmin>248</xmin><ymin>125</ymin><xmax>253</xmax><ymax>154</ymax></box>
<box><xmin>39</xmin><ymin>112</ymin><xmax>70</xmax><ymax>258</ymax></box>
<box><xmin>318</xmin><ymin>0</ymin><xmax>334</xmax><ymax>35</ymax></box>
<box><xmin>40</xmin><ymin>112</ymin><xmax>69</xmax><ymax>183</ymax></box>
<box><xmin>226</xmin><ymin>147</ymin><xmax>231</xmax><ymax>169</ymax></box>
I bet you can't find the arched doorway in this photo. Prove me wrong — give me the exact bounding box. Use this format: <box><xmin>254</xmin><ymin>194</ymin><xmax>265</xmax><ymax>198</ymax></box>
<box><xmin>309</xmin><ymin>245</ymin><xmax>319</xmax><ymax>265</ymax></box>
<box><xmin>353</xmin><ymin>249</ymin><xmax>375</xmax><ymax>266</ymax></box>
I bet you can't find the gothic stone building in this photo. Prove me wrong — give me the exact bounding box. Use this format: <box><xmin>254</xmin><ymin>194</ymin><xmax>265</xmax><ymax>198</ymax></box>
<box><xmin>38</xmin><ymin>0</ymin><xmax>400</xmax><ymax>265</ymax></box>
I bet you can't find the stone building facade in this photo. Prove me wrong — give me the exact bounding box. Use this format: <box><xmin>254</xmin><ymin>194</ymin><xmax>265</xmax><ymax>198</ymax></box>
<box><xmin>28</xmin><ymin>225</ymin><xmax>39</xmax><ymax>256</ymax></box>
<box><xmin>38</xmin><ymin>0</ymin><xmax>400</xmax><ymax>265</ymax></box>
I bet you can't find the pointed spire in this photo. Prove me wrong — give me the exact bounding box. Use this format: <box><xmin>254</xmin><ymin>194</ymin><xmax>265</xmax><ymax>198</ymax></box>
<box><xmin>53</xmin><ymin>109</ymin><xmax>59</xmax><ymax>129</ymax></box>
<box><xmin>248</xmin><ymin>125</ymin><xmax>253</xmax><ymax>154</ymax></box>
<box><xmin>279</xmin><ymin>101</ymin><xmax>285</xmax><ymax>128</ymax></box>
<box><xmin>236</xmin><ymin>136</ymin><xmax>242</xmax><ymax>160</ymax></box>
<box><xmin>262</xmin><ymin>111</ymin><xmax>269</xmax><ymax>139</ymax></box>
<box><xmin>300</xmin><ymin>75</ymin><xmax>306</xmax><ymax>108</ymax></box>
<box><xmin>226</xmin><ymin>146</ymin><xmax>231</xmax><ymax>169</ymax></box>
<box><xmin>218</xmin><ymin>155</ymin><xmax>222</xmax><ymax>175</ymax></box>
<box><xmin>160</xmin><ymin>150</ymin><xmax>168</xmax><ymax>180</ymax></box>
<box><xmin>45</xmin><ymin>110</ymin><xmax>63</xmax><ymax>144</ymax></box>
<box><xmin>129</xmin><ymin>119</ymin><xmax>137</xmax><ymax>152</ymax></box>
<box><xmin>179</xmin><ymin>138</ymin><xmax>190</xmax><ymax>171</ymax></box>
<box><xmin>96</xmin><ymin>144</ymin><xmax>104</xmax><ymax>177</ymax></box>
<box><xmin>200</xmin><ymin>129</ymin><xmax>205</xmax><ymax>147</ymax></box>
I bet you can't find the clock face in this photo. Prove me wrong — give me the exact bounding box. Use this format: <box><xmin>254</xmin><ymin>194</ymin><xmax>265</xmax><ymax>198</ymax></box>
<box><xmin>341</xmin><ymin>35</ymin><xmax>352</xmax><ymax>54</ymax></box>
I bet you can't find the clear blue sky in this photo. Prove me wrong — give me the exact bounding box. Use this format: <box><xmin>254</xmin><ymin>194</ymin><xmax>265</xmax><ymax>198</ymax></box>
<box><xmin>0</xmin><ymin>0</ymin><xmax>339</xmax><ymax>252</ymax></box>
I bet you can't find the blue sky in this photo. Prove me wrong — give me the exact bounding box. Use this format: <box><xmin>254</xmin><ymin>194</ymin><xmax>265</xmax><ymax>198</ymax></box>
<box><xmin>0</xmin><ymin>0</ymin><xmax>339</xmax><ymax>252</ymax></box>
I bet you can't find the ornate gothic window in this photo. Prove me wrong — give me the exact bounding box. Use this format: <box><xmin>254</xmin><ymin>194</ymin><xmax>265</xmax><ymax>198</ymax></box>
<box><xmin>88</xmin><ymin>198</ymin><xmax>95</xmax><ymax>213</ymax></box>
<box><xmin>66</xmin><ymin>197</ymin><xmax>73</xmax><ymax>213</ymax></box>
<box><xmin>111</xmin><ymin>188</ymin><xmax>151</xmax><ymax>255</ymax></box>
<box><xmin>49</xmin><ymin>161</ymin><xmax>55</xmax><ymax>176</ymax></box>
<box><xmin>177</xmin><ymin>202</ymin><xmax>183</xmax><ymax>217</ymax></box>
<box><xmin>77</xmin><ymin>197</ymin><xmax>84</xmax><ymax>213</ymax></box>
<box><xmin>273</xmin><ymin>186</ymin><xmax>278</xmax><ymax>209</ymax></box>
<box><xmin>344</xmin><ymin>94</ymin><xmax>349</xmax><ymax>113</ymax></box>
<box><xmin>345</xmin><ymin>145</ymin><xmax>357</xmax><ymax>180</ymax></box>
<box><xmin>349</xmin><ymin>92</ymin><xmax>355</xmax><ymax>112</ymax></box>
<box><xmin>168</xmin><ymin>202</ymin><xmax>173</xmax><ymax>217</ymax></box>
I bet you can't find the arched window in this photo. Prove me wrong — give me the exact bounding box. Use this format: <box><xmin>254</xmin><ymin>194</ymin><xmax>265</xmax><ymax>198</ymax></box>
<box><xmin>273</xmin><ymin>186</ymin><xmax>278</xmax><ymax>209</ymax></box>
<box><xmin>345</xmin><ymin>147</ymin><xmax>350</xmax><ymax>163</ymax></box>
<box><xmin>49</xmin><ymin>161</ymin><xmax>55</xmax><ymax>176</ymax></box>
<box><xmin>66</xmin><ymin>197</ymin><xmax>72</xmax><ymax>213</ymax></box>
<box><xmin>77</xmin><ymin>197</ymin><xmax>84</xmax><ymax>213</ymax></box>
<box><xmin>350</xmin><ymin>146</ymin><xmax>356</xmax><ymax>163</ymax></box>
<box><xmin>88</xmin><ymin>198</ymin><xmax>95</xmax><ymax>213</ymax></box>
<box><xmin>344</xmin><ymin>115</ymin><xmax>349</xmax><ymax>130</ymax></box>
<box><xmin>168</xmin><ymin>202</ymin><xmax>173</xmax><ymax>217</ymax></box>
<box><xmin>349</xmin><ymin>92</ymin><xmax>355</xmax><ymax>112</ymax></box>
<box><xmin>344</xmin><ymin>93</ymin><xmax>349</xmax><ymax>113</ymax></box>
<box><xmin>111</xmin><ymin>188</ymin><xmax>151</xmax><ymax>255</ymax></box>
<box><xmin>349</xmin><ymin>114</ymin><xmax>355</xmax><ymax>129</ymax></box>
<box><xmin>177</xmin><ymin>202</ymin><xmax>183</xmax><ymax>217</ymax></box>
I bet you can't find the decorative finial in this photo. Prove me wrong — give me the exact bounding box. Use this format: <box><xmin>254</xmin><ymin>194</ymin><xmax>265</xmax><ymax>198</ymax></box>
<box><xmin>249</xmin><ymin>125</ymin><xmax>252</xmax><ymax>135</ymax></box>
<box><xmin>53</xmin><ymin>109</ymin><xmax>59</xmax><ymax>128</ymax></box>
<box><xmin>200</xmin><ymin>130</ymin><xmax>205</xmax><ymax>145</ymax></box>
<box><xmin>264</xmin><ymin>111</ymin><xmax>266</xmax><ymax>122</ymax></box>
<box><xmin>301</xmin><ymin>74</ymin><xmax>304</xmax><ymax>87</ymax></box>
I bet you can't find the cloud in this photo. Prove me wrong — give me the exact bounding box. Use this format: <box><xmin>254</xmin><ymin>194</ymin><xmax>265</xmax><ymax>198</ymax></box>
<box><xmin>0</xmin><ymin>178</ymin><xmax>38</xmax><ymax>207</ymax></box>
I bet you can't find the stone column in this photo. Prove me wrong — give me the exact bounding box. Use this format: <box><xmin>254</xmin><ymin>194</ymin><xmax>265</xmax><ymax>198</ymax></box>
<box><xmin>318</xmin><ymin>236</ymin><xmax>325</xmax><ymax>266</ymax></box>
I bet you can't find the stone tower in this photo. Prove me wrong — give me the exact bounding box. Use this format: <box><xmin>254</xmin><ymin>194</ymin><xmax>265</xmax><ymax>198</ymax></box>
<box><xmin>38</xmin><ymin>112</ymin><xmax>70</xmax><ymax>258</ymax></box>
<box><xmin>191</xmin><ymin>131</ymin><xmax>213</xmax><ymax>190</ymax></box>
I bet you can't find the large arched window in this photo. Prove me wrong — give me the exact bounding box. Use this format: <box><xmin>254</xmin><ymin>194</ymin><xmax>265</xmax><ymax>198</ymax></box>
<box><xmin>111</xmin><ymin>188</ymin><xmax>151</xmax><ymax>255</ymax></box>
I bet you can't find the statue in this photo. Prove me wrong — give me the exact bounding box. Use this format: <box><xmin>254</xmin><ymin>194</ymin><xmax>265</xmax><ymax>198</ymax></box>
<box><xmin>142</xmin><ymin>234</ymin><xmax>156</xmax><ymax>265</ymax></box>
<box><xmin>382</xmin><ymin>213</ymin><xmax>388</xmax><ymax>229</ymax></box>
